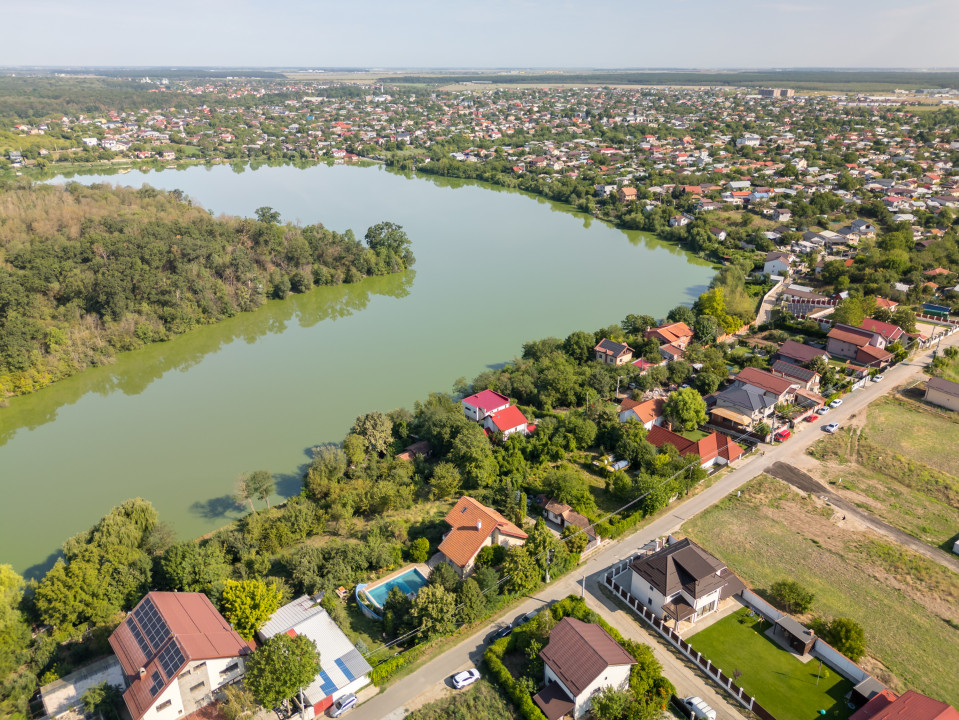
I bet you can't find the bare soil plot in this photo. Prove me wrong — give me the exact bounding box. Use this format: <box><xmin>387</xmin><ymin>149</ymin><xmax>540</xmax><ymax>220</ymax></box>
<box><xmin>681</xmin><ymin>475</ymin><xmax>959</xmax><ymax>705</ymax></box>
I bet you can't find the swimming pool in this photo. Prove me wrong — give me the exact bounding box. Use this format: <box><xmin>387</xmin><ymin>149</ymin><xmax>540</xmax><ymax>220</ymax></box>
<box><xmin>365</xmin><ymin>567</ymin><xmax>429</xmax><ymax>608</ymax></box>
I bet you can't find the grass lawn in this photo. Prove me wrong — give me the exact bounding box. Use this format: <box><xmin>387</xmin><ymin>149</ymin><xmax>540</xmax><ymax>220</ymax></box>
<box><xmin>864</xmin><ymin>396</ymin><xmax>959</xmax><ymax>476</ymax></box>
<box><xmin>689</xmin><ymin>611</ymin><xmax>853</xmax><ymax>720</ymax></box>
<box><xmin>679</xmin><ymin>428</ymin><xmax>710</xmax><ymax>442</ymax></box>
<box><xmin>683</xmin><ymin>475</ymin><xmax>959</xmax><ymax>705</ymax></box>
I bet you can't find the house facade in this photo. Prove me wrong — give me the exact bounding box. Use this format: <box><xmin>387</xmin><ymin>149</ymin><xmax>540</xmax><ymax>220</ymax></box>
<box><xmin>594</xmin><ymin>338</ymin><xmax>634</xmax><ymax>365</ymax></box>
<box><xmin>533</xmin><ymin>618</ymin><xmax>636</xmax><ymax>720</ymax></box>
<box><xmin>483</xmin><ymin>404</ymin><xmax>531</xmax><ymax>439</ymax></box>
<box><xmin>617</xmin><ymin>397</ymin><xmax>665</xmax><ymax>429</ymax></box>
<box><xmin>925</xmin><ymin>377</ymin><xmax>959</xmax><ymax>412</ymax></box>
<box><xmin>108</xmin><ymin>593</ymin><xmax>250</xmax><ymax>720</ymax></box>
<box><xmin>628</xmin><ymin>538</ymin><xmax>744</xmax><ymax>628</ymax></box>
<box><xmin>437</xmin><ymin>496</ymin><xmax>527</xmax><ymax>577</ymax></box>
<box><xmin>826</xmin><ymin>324</ymin><xmax>886</xmax><ymax>361</ymax></box>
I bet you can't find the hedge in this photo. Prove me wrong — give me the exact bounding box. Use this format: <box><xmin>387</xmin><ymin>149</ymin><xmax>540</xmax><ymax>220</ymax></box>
<box><xmin>369</xmin><ymin>645</ymin><xmax>425</xmax><ymax>685</ymax></box>
<box><xmin>483</xmin><ymin>638</ymin><xmax>548</xmax><ymax>720</ymax></box>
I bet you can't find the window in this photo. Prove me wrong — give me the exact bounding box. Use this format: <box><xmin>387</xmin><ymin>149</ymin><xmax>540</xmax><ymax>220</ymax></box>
<box><xmin>648</xmin><ymin>584</ymin><xmax>654</xmax><ymax>593</ymax></box>
<box><xmin>220</xmin><ymin>663</ymin><xmax>239</xmax><ymax>675</ymax></box>
<box><xmin>157</xmin><ymin>701</ymin><xmax>173</xmax><ymax>712</ymax></box>
<box><xmin>189</xmin><ymin>682</ymin><xmax>205</xmax><ymax>693</ymax></box>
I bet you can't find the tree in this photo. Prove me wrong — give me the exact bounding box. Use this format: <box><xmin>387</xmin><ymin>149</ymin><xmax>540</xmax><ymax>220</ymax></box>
<box><xmin>663</xmin><ymin>387</ymin><xmax>708</xmax><ymax>431</ymax></box>
<box><xmin>832</xmin><ymin>297</ymin><xmax>865</xmax><ymax>327</ymax></box>
<box><xmin>81</xmin><ymin>682</ymin><xmax>123</xmax><ymax>720</ymax></box>
<box><xmin>692</xmin><ymin>371</ymin><xmax>720</xmax><ymax>395</ymax></box>
<box><xmin>561</xmin><ymin>525</ymin><xmax>588</xmax><ymax>555</ymax></box>
<box><xmin>383</xmin><ymin>586</ymin><xmax>413</xmax><ymax>637</ymax></box>
<box><xmin>350</xmin><ymin>412</ymin><xmax>394</xmax><ymax>456</ymax></box>
<box><xmin>429</xmin><ymin>462</ymin><xmax>461</xmax><ymax>499</ymax></box>
<box><xmin>541</xmin><ymin>467</ymin><xmax>595</xmax><ymax>511</ymax></box>
<box><xmin>158</xmin><ymin>541</ymin><xmax>231</xmax><ymax>596</ymax></box>
<box><xmin>428</xmin><ymin>561</ymin><xmax>460</xmax><ymax>593</ymax></box>
<box><xmin>822</xmin><ymin>617</ymin><xmax>866</xmax><ymax>661</ymax></box>
<box><xmin>474</xmin><ymin>566</ymin><xmax>500</xmax><ymax>598</ymax></box>
<box><xmin>410</xmin><ymin>584</ymin><xmax>457</xmax><ymax>639</ymax></box>
<box><xmin>236</xmin><ymin>470</ymin><xmax>274</xmax><ymax>512</ymax></box>
<box><xmin>891</xmin><ymin>307</ymin><xmax>917</xmax><ymax>333</ymax></box>
<box><xmin>666</xmin><ymin>360</ymin><xmax>693</xmax><ymax>386</ymax></box>
<box><xmin>754</xmin><ymin>421</ymin><xmax>771</xmax><ymax>438</ymax></box>
<box><xmin>408</xmin><ymin>537</ymin><xmax>430</xmax><ymax>563</ymax></box>
<box><xmin>693</xmin><ymin>315</ymin><xmax>720</xmax><ymax>344</ymax></box>
<box><xmin>244</xmin><ymin>634</ymin><xmax>320</xmax><ymax>709</ymax></box>
<box><xmin>220</xmin><ymin>579</ymin><xmax>283</xmax><ymax>641</ymax></box>
<box><xmin>0</xmin><ymin>565</ymin><xmax>30</xmax><ymax>683</ymax></box>
<box><xmin>457</xmin><ymin>578</ymin><xmax>486</xmax><ymax>624</ymax></box>
<box><xmin>768</xmin><ymin>579</ymin><xmax>815</xmax><ymax>614</ymax></box>
<box><xmin>255</xmin><ymin>206</ymin><xmax>281</xmax><ymax>224</ymax></box>
<box><xmin>666</xmin><ymin>305</ymin><xmax>695</xmax><ymax>325</ymax></box>
<box><xmin>501</xmin><ymin>546</ymin><xmax>539</xmax><ymax>595</ymax></box>
<box><xmin>364</xmin><ymin>221</ymin><xmax>414</xmax><ymax>268</ymax></box>
<box><xmin>342</xmin><ymin>434</ymin><xmax>366</xmax><ymax>466</ymax></box>
<box><xmin>449</xmin><ymin>423</ymin><xmax>497</xmax><ymax>488</ymax></box>
<box><xmin>591</xmin><ymin>686</ymin><xmax>632</xmax><ymax>720</ymax></box>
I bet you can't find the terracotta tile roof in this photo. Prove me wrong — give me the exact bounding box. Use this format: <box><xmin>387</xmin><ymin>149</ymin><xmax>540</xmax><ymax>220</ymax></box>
<box><xmin>645</xmin><ymin>426</ymin><xmax>743</xmax><ymax>465</ymax></box>
<box><xmin>860</xmin><ymin>318</ymin><xmax>904</xmax><ymax>341</ymax></box>
<box><xmin>538</xmin><ymin>618</ymin><xmax>635</xmax><ymax>697</ymax></box>
<box><xmin>857</xmin><ymin>344</ymin><xmax>893</xmax><ymax>364</ymax></box>
<box><xmin>109</xmin><ymin>593</ymin><xmax>249</xmax><ymax>720</ymax></box>
<box><xmin>645</xmin><ymin>322</ymin><xmax>693</xmax><ymax>346</ymax></box>
<box><xmin>618</xmin><ymin>397</ymin><xmax>665</xmax><ymax>424</ymax></box>
<box><xmin>850</xmin><ymin>690</ymin><xmax>959</xmax><ymax>720</ymax></box>
<box><xmin>438</xmin><ymin>496</ymin><xmax>527</xmax><ymax>569</ymax></box>
<box><xmin>736</xmin><ymin>367</ymin><xmax>796</xmax><ymax>396</ymax></box>
<box><xmin>828</xmin><ymin>326</ymin><xmax>873</xmax><ymax>347</ymax></box>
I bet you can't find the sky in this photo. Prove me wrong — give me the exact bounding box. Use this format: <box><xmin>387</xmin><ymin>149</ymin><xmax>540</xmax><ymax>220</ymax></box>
<box><xmin>3</xmin><ymin>0</ymin><xmax>959</xmax><ymax>69</ymax></box>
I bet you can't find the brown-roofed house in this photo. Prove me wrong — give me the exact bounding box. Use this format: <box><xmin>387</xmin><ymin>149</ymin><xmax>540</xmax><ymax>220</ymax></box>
<box><xmin>827</xmin><ymin>323</ymin><xmax>886</xmax><ymax>361</ymax></box>
<box><xmin>645</xmin><ymin>321</ymin><xmax>694</xmax><ymax>349</ymax></box>
<box><xmin>533</xmin><ymin>617</ymin><xmax>636</xmax><ymax>719</ymax></box>
<box><xmin>645</xmin><ymin>425</ymin><xmax>744</xmax><ymax>469</ymax></box>
<box><xmin>108</xmin><ymin>592</ymin><xmax>250</xmax><ymax>720</ymax></box>
<box><xmin>776</xmin><ymin>339</ymin><xmax>831</xmax><ymax>366</ymax></box>
<box><xmin>594</xmin><ymin>338</ymin><xmax>634</xmax><ymax>365</ymax></box>
<box><xmin>437</xmin><ymin>496</ymin><xmax>528</xmax><ymax>577</ymax></box>
<box><xmin>628</xmin><ymin>538</ymin><xmax>744</xmax><ymax>628</ymax></box>
<box><xmin>734</xmin><ymin>366</ymin><xmax>797</xmax><ymax>401</ymax></box>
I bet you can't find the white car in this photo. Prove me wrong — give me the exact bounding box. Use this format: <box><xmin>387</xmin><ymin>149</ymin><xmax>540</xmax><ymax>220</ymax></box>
<box><xmin>829</xmin><ymin>398</ymin><xmax>843</xmax><ymax>408</ymax></box>
<box><xmin>872</xmin><ymin>374</ymin><xmax>884</xmax><ymax>382</ymax></box>
<box><xmin>452</xmin><ymin>668</ymin><xmax>481</xmax><ymax>689</ymax></box>
<box><xmin>823</xmin><ymin>423</ymin><xmax>840</xmax><ymax>434</ymax></box>
<box><xmin>682</xmin><ymin>696</ymin><xmax>717</xmax><ymax>720</ymax></box>
<box><xmin>329</xmin><ymin>693</ymin><xmax>357</xmax><ymax>717</ymax></box>
<box><xmin>816</xmin><ymin>406</ymin><xmax>829</xmax><ymax>415</ymax></box>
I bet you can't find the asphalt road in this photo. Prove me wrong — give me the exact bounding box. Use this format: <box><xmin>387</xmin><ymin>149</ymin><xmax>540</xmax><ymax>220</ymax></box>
<box><xmin>352</xmin><ymin>333</ymin><xmax>956</xmax><ymax>720</ymax></box>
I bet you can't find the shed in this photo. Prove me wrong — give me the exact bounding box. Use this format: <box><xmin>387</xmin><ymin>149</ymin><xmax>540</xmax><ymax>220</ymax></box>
<box><xmin>851</xmin><ymin>676</ymin><xmax>888</xmax><ymax>707</ymax></box>
<box><xmin>774</xmin><ymin>615</ymin><xmax>815</xmax><ymax>655</ymax></box>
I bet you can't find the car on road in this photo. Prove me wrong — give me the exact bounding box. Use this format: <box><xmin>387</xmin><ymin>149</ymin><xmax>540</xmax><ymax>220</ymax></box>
<box><xmin>452</xmin><ymin>669</ymin><xmax>481</xmax><ymax>689</ymax></box>
<box><xmin>804</xmin><ymin>413</ymin><xmax>820</xmax><ymax>422</ymax></box>
<box><xmin>872</xmin><ymin>374</ymin><xmax>884</xmax><ymax>382</ymax></box>
<box><xmin>682</xmin><ymin>696</ymin><xmax>717</xmax><ymax>720</ymax></box>
<box><xmin>329</xmin><ymin>693</ymin><xmax>357</xmax><ymax>717</ymax></box>
<box><xmin>823</xmin><ymin>422</ymin><xmax>840</xmax><ymax>434</ymax></box>
<box><xmin>514</xmin><ymin>611</ymin><xmax>538</xmax><ymax>627</ymax></box>
<box><xmin>773</xmin><ymin>428</ymin><xmax>791</xmax><ymax>442</ymax></box>
<box><xmin>817</xmin><ymin>406</ymin><xmax>829</xmax><ymax>415</ymax></box>
<box><xmin>829</xmin><ymin>398</ymin><xmax>843</xmax><ymax>408</ymax></box>
<box><xmin>488</xmin><ymin>625</ymin><xmax>512</xmax><ymax>643</ymax></box>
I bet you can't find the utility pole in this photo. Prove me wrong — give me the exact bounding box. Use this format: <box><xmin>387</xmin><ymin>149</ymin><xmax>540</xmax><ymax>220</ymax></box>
<box><xmin>581</xmin><ymin>575</ymin><xmax>586</xmax><ymax>598</ymax></box>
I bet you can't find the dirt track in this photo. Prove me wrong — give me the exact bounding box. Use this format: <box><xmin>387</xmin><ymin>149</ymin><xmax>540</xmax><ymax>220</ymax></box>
<box><xmin>766</xmin><ymin>461</ymin><xmax>959</xmax><ymax>574</ymax></box>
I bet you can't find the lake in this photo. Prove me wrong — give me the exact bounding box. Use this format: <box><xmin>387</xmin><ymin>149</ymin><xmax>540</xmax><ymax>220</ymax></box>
<box><xmin>1</xmin><ymin>162</ymin><xmax>714</xmax><ymax>576</ymax></box>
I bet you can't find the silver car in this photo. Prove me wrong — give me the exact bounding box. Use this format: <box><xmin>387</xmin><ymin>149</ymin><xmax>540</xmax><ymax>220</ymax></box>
<box><xmin>329</xmin><ymin>693</ymin><xmax>357</xmax><ymax>717</ymax></box>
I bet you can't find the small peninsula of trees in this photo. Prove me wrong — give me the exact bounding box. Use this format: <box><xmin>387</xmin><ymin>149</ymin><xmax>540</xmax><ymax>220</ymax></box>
<box><xmin>0</xmin><ymin>181</ymin><xmax>414</xmax><ymax>397</ymax></box>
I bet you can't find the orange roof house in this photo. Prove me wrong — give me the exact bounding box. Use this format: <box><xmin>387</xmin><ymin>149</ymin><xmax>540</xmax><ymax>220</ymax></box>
<box><xmin>645</xmin><ymin>322</ymin><xmax>694</xmax><ymax>348</ymax></box>
<box><xmin>646</xmin><ymin>425</ymin><xmax>744</xmax><ymax>469</ymax></box>
<box><xmin>437</xmin><ymin>497</ymin><xmax>527</xmax><ymax>577</ymax></box>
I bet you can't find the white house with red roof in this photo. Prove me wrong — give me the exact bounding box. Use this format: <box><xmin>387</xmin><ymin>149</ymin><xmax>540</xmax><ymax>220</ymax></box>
<box><xmin>108</xmin><ymin>592</ymin><xmax>250</xmax><ymax>720</ymax></box>
<box><xmin>461</xmin><ymin>389</ymin><xmax>510</xmax><ymax>422</ymax></box>
<box><xmin>617</xmin><ymin>397</ymin><xmax>665</xmax><ymax>429</ymax></box>
<box><xmin>483</xmin><ymin>404</ymin><xmax>531</xmax><ymax>439</ymax></box>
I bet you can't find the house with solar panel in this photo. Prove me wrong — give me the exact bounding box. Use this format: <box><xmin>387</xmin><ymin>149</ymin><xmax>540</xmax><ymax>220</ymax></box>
<box><xmin>108</xmin><ymin>592</ymin><xmax>250</xmax><ymax>720</ymax></box>
<box><xmin>258</xmin><ymin>594</ymin><xmax>372</xmax><ymax>717</ymax></box>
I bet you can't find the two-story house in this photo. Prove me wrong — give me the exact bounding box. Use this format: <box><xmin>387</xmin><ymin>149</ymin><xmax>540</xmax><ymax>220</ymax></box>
<box><xmin>594</xmin><ymin>339</ymin><xmax>634</xmax><ymax>366</ymax></box>
<box><xmin>437</xmin><ymin>496</ymin><xmax>527</xmax><ymax>577</ymax></box>
<box><xmin>617</xmin><ymin>397</ymin><xmax>665</xmax><ymax>429</ymax></box>
<box><xmin>461</xmin><ymin>389</ymin><xmax>510</xmax><ymax>422</ymax></box>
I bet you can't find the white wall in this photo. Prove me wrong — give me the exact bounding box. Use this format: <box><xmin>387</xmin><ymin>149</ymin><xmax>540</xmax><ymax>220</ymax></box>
<box><xmin>629</xmin><ymin>572</ymin><xmax>667</xmax><ymax>619</ymax></box>
<box><xmin>573</xmin><ymin>664</ymin><xmax>632</xmax><ymax>718</ymax></box>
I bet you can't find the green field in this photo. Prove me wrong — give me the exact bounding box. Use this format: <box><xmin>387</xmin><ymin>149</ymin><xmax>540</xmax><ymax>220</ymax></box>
<box><xmin>689</xmin><ymin>611</ymin><xmax>852</xmax><ymax>720</ymax></box>
<box><xmin>683</xmin><ymin>475</ymin><xmax>959</xmax><ymax>705</ymax></box>
<box><xmin>406</xmin><ymin>680</ymin><xmax>518</xmax><ymax>720</ymax></box>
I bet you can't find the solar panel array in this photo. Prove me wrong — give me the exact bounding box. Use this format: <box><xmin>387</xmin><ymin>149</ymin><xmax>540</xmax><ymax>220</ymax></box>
<box><xmin>149</xmin><ymin>671</ymin><xmax>164</xmax><ymax>697</ymax></box>
<box><xmin>157</xmin><ymin>641</ymin><xmax>186</xmax><ymax>680</ymax></box>
<box><xmin>126</xmin><ymin>617</ymin><xmax>152</xmax><ymax>656</ymax></box>
<box><xmin>133</xmin><ymin>598</ymin><xmax>171</xmax><ymax>652</ymax></box>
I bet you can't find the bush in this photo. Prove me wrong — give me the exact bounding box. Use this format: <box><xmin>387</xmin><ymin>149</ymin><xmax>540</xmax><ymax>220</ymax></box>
<box><xmin>483</xmin><ymin>639</ymin><xmax>548</xmax><ymax>720</ymax></box>
<box><xmin>476</xmin><ymin>544</ymin><xmax>507</xmax><ymax>568</ymax></box>
<box><xmin>768</xmin><ymin>579</ymin><xmax>815</xmax><ymax>614</ymax></box>
<box><xmin>408</xmin><ymin>537</ymin><xmax>430</xmax><ymax>563</ymax></box>
<box><xmin>368</xmin><ymin>645</ymin><xmax>425</xmax><ymax>685</ymax></box>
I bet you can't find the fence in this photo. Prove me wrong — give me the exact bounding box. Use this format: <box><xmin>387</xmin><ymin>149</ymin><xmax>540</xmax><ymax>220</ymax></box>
<box><xmin>603</xmin><ymin>570</ymin><xmax>778</xmax><ymax>720</ymax></box>
<box><xmin>738</xmin><ymin>588</ymin><xmax>784</xmax><ymax>623</ymax></box>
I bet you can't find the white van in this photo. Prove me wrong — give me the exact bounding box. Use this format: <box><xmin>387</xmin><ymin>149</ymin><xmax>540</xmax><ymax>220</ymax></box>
<box><xmin>682</xmin><ymin>696</ymin><xmax>717</xmax><ymax>720</ymax></box>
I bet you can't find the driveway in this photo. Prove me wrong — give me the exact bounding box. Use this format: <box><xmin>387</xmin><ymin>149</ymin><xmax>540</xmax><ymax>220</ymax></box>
<box><xmin>350</xmin><ymin>336</ymin><xmax>957</xmax><ymax>720</ymax></box>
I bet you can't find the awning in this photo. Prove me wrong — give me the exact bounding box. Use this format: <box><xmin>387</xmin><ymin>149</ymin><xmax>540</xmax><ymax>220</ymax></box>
<box><xmin>662</xmin><ymin>596</ymin><xmax>695</xmax><ymax>622</ymax></box>
<box><xmin>533</xmin><ymin>683</ymin><xmax>575</xmax><ymax>720</ymax></box>
<box><xmin>710</xmin><ymin>407</ymin><xmax>752</xmax><ymax>426</ymax></box>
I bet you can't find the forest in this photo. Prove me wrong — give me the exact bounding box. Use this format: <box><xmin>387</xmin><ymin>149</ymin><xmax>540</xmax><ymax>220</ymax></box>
<box><xmin>0</xmin><ymin>181</ymin><xmax>414</xmax><ymax>397</ymax></box>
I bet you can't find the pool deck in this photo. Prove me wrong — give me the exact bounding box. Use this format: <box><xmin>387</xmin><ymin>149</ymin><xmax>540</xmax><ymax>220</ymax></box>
<box><xmin>363</xmin><ymin>563</ymin><xmax>431</xmax><ymax>602</ymax></box>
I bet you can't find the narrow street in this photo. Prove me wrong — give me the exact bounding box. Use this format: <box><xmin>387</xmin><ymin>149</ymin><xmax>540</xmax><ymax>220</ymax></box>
<box><xmin>352</xmin><ymin>333</ymin><xmax>956</xmax><ymax>720</ymax></box>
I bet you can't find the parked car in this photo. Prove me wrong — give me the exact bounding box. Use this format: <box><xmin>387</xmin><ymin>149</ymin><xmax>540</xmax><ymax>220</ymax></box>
<box><xmin>329</xmin><ymin>693</ymin><xmax>357</xmax><ymax>717</ymax></box>
<box><xmin>829</xmin><ymin>398</ymin><xmax>843</xmax><ymax>408</ymax></box>
<box><xmin>514</xmin><ymin>611</ymin><xmax>537</xmax><ymax>627</ymax></box>
<box><xmin>682</xmin><ymin>696</ymin><xmax>717</xmax><ymax>720</ymax></box>
<box><xmin>773</xmin><ymin>429</ymin><xmax>791</xmax><ymax>442</ymax></box>
<box><xmin>817</xmin><ymin>406</ymin><xmax>829</xmax><ymax>415</ymax></box>
<box><xmin>872</xmin><ymin>374</ymin><xmax>884</xmax><ymax>382</ymax></box>
<box><xmin>488</xmin><ymin>624</ymin><xmax>512</xmax><ymax>643</ymax></box>
<box><xmin>823</xmin><ymin>423</ymin><xmax>840</xmax><ymax>434</ymax></box>
<box><xmin>452</xmin><ymin>669</ymin><xmax>481</xmax><ymax>689</ymax></box>
<box><xmin>804</xmin><ymin>413</ymin><xmax>820</xmax><ymax>422</ymax></box>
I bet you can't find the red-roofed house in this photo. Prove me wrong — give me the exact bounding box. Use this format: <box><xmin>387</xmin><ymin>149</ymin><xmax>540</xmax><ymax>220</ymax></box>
<box><xmin>462</xmin><ymin>389</ymin><xmax>510</xmax><ymax>422</ymax></box>
<box><xmin>826</xmin><ymin>324</ymin><xmax>886</xmax><ymax>361</ymax></box>
<box><xmin>533</xmin><ymin>618</ymin><xmax>636</xmax><ymax>720</ymax></box>
<box><xmin>109</xmin><ymin>593</ymin><xmax>250</xmax><ymax>720</ymax></box>
<box><xmin>859</xmin><ymin>318</ymin><xmax>904</xmax><ymax>344</ymax></box>
<box><xmin>645</xmin><ymin>322</ymin><xmax>694</xmax><ymax>348</ymax></box>
<box><xmin>483</xmin><ymin>405</ymin><xmax>530</xmax><ymax>438</ymax></box>
<box><xmin>734</xmin><ymin>367</ymin><xmax>798</xmax><ymax>402</ymax></box>
<box><xmin>617</xmin><ymin>397</ymin><xmax>666</xmax><ymax>429</ymax></box>
<box><xmin>850</xmin><ymin>689</ymin><xmax>959</xmax><ymax>720</ymax></box>
<box><xmin>646</xmin><ymin>425</ymin><xmax>744</xmax><ymax>469</ymax></box>
<box><xmin>438</xmin><ymin>496</ymin><xmax>527</xmax><ymax>577</ymax></box>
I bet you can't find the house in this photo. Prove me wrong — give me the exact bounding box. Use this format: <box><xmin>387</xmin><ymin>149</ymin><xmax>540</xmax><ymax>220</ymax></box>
<box><xmin>711</xmin><ymin>384</ymin><xmax>779</xmax><ymax>429</ymax></box>
<box><xmin>771</xmin><ymin>359</ymin><xmax>820</xmax><ymax>391</ymax></box>
<box><xmin>645</xmin><ymin>322</ymin><xmax>694</xmax><ymax>350</ymax></box>
<box><xmin>859</xmin><ymin>318</ymin><xmax>904</xmax><ymax>344</ymax></box>
<box><xmin>394</xmin><ymin>440</ymin><xmax>431</xmax><ymax>461</ymax></box>
<box><xmin>594</xmin><ymin>338</ymin><xmax>634</xmax><ymax>365</ymax></box>
<box><xmin>776</xmin><ymin>339</ymin><xmax>830</xmax><ymax>366</ymax></box>
<box><xmin>258</xmin><ymin>595</ymin><xmax>372</xmax><ymax>718</ymax></box>
<box><xmin>483</xmin><ymin>404</ymin><xmax>531</xmax><ymax>439</ymax></box>
<box><xmin>461</xmin><ymin>389</ymin><xmax>510</xmax><ymax>422</ymax></box>
<box><xmin>437</xmin><ymin>496</ymin><xmax>527</xmax><ymax>577</ymax></box>
<box><xmin>627</xmin><ymin>538</ymin><xmax>745</xmax><ymax>628</ymax></box>
<box><xmin>541</xmin><ymin>499</ymin><xmax>598</xmax><ymax>542</ymax></box>
<box><xmin>734</xmin><ymin>367</ymin><xmax>798</xmax><ymax>403</ymax></box>
<box><xmin>532</xmin><ymin>618</ymin><xmax>636</xmax><ymax>720</ymax></box>
<box><xmin>849</xmin><ymin>689</ymin><xmax>958</xmax><ymax>720</ymax></box>
<box><xmin>108</xmin><ymin>592</ymin><xmax>250</xmax><ymax>720</ymax></box>
<box><xmin>826</xmin><ymin>324</ymin><xmax>886</xmax><ymax>361</ymax></box>
<box><xmin>771</xmin><ymin>208</ymin><xmax>792</xmax><ymax>222</ymax></box>
<box><xmin>645</xmin><ymin>425</ymin><xmax>744</xmax><ymax>469</ymax></box>
<box><xmin>617</xmin><ymin>397</ymin><xmax>665</xmax><ymax>429</ymax></box>
<box><xmin>763</xmin><ymin>251</ymin><xmax>793</xmax><ymax>276</ymax></box>
<box><xmin>924</xmin><ymin>377</ymin><xmax>959</xmax><ymax>412</ymax></box>
<box><xmin>617</xmin><ymin>187</ymin><xmax>638</xmax><ymax>203</ymax></box>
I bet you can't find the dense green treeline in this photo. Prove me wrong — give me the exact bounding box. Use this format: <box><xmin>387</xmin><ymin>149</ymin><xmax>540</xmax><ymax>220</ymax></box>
<box><xmin>0</xmin><ymin>181</ymin><xmax>414</xmax><ymax>396</ymax></box>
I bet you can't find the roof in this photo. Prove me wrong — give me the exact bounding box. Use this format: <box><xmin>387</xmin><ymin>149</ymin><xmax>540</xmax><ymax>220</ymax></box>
<box><xmin>828</xmin><ymin>326</ymin><xmax>873</xmax><ymax>347</ymax></box>
<box><xmin>710</xmin><ymin>406</ymin><xmax>752</xmax><ymax>425</ymax></box>
<box><xmin>736</xmin><ymin>367</ymin><xmax>796</xmax><ymax>396</ymax></box>
<box><xmin>715</xmin><ymin>385</ymin><xmax>778</xmax><ymax>414</ymax></box>
<box><xmin>532</xmin><ymin>682</ymin><xmax>575</xmax><ymax>720</ymax></box>
<box><xmin>771</xmin><ymin>359</ymin><xmax>817</xmax><ymax>384</ymax></box>
<box><xmin>618</xmin><ymin>397</ymin><xmax>665</xmax><ymax>424</ymax></box>
<box><xmin>849</xmin><ymin>690</ymin><xmax>959</xmax><ymax>720</ymax></box>
<box><xmin>629</xmin><ymin>538</ymin><xmax>744</xmax><ymax>601</ymax></box>
<box><xmin>438</xmin><ymin>496</ymin><xmax>527</xmax><ymax>569</ymax></box>
<box><xmin>646</xmin><ymin>322</ymin><xmax>694</xmax><ymax>345</ymax></box>
<box><xmin>775</xmin><ymin>615</ymin><xmax>815</xmax><ymax>644</ymax></box>
<box><xmin>259</xmin><ymin>596</ymin><xmax>372</xmax><ymax>705</ymax></box>
<box><xmin>927</xmin><ymin>376</ymin><xmax>959</xmax><ymax>398</ymax></box>
<box><xmin>857</xmin><ymin>344</ymin><xmax>893</xmax><ymax>364</ymax></box>
<box><xmin>538</xmin><ymin>618</ymin><xmax>636</xmax><ymax>698</ymax></box>
<box><xmin>594</xmin><ymin>338</ymin><xmax>633</xmax><ymax>357</ymax></box>
<box><xmin>860</xmin><ymin>318</ymin><xmax>904</xmax><ymax>341</ymax></box>
<box><xmin>487</xmin><ymin>405</ymin><xmax>529</xmax><ymax>432</ymax></box>
<box><xmin>462</xmin><ymin>389</ymin><xmax>510</xmax><ymax>412</ymax></box>
<box><xmin>109</xmin><ymin>593</ymin><xmax>249</xmax><ymax>720</ymax></box>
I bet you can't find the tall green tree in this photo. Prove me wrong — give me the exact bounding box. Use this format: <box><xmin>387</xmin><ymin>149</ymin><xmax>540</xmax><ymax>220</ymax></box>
<box><xmin>220</xmin><ymin>580</ymin><xmax>283</xmax><ymax>641</ymax></box>
<box><xmin>410</xmin><ymin>585</ymin><xmax>457</xmax><ymax>639</ymax></box>
<box><xmin>663</xmin><ymin>388</ymin><xmax>708</xmax><ymax>431</ymax></box>
<box><xmin>244</xmin><ymin>634</ymin><xmax>320</xmax><ymax>710</ymax></box>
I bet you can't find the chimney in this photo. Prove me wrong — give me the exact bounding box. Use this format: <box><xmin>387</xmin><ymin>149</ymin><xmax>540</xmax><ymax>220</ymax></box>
<box><xmin>138</xmin><ymin>667</ymin><xmax>146</xmax><ymax>677</ymax></box>
<box><xmin>476</xmin><ymin>520</ymin><xmax>482</xmax><ymax>531</ymax></box>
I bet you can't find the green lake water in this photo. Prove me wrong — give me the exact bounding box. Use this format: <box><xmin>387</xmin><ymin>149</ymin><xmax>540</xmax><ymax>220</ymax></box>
<box><xmin>1</xmin><ymin>163</ymin><xmax>713</xmax><ymax>576</ymax></box>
